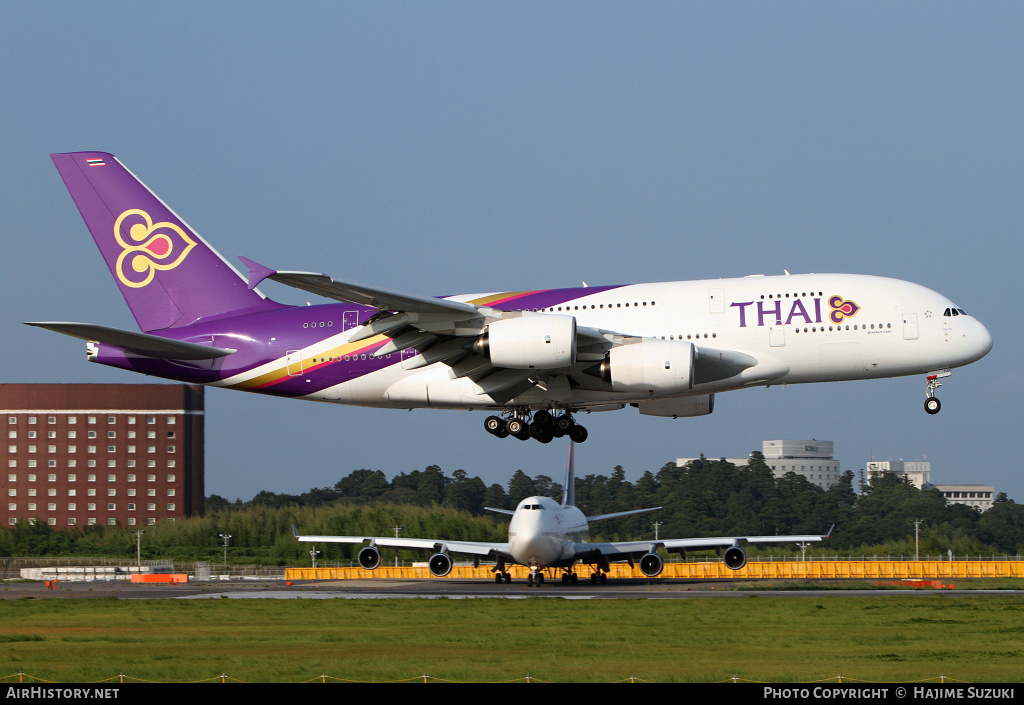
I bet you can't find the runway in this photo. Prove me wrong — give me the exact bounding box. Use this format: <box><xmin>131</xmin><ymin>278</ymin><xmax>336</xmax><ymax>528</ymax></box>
<box><xmin>4</xmin><ymin>577</ymin><xmax>1014</xmax><ymax>601</ymax></box>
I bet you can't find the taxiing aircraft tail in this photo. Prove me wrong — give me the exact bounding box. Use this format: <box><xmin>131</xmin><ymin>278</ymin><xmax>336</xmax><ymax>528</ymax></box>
<box><xmin>50</xmin><ymin>152</ymin><xmax>281</xmax><ymax>332</ymax></box>
<box><xmin>562</xmin><ymin>442</ymin><xmax>576</xmax><ymax>508</ymax></box>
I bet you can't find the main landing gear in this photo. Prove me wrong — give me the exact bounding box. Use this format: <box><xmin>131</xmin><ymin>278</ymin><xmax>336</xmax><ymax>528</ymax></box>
<box><xmin>484</xmin><ymin>409</ymin><xmax>589</xmax><ymax>444</ymax></box>
<box><xmin>924</xmin><ymin>370</ymin><xmax>951</xmax><ymax>415</ymax></box>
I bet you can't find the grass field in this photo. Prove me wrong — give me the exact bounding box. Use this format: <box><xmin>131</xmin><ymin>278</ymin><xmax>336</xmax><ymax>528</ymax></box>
<box><xmin>1</xmin><ymin>594</ymin><xmax>1023</xmax><ymax>683</ymax></box>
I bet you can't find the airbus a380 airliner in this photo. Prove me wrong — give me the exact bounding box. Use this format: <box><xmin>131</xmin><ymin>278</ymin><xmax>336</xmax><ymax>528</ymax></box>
<box><xmin>30</xmin><ymin>152</ymin><xmax>992</xmax><ymax>443</ymax></box>
<box><xmin>295</xmin><ymin>444</ymin><xmax>829</xmax><ymax>585</ymax></box>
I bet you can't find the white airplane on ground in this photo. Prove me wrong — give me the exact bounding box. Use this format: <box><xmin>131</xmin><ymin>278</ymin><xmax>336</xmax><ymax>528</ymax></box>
<box><xmin>294</xmin><ymin>446</ymin><xmax>830</xmax><ymax>586</ymax></box>
<box><xmin>35</xmin><ymin>152</ymin><xmax>992</xmax><ymax>443</ymax></box>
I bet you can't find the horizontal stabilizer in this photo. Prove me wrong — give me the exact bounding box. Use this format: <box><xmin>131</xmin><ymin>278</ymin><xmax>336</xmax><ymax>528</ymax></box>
<box><xmin>25</xmin><ymin>322</ymin><xmax>236</xmax><ymax>360</ymax></box>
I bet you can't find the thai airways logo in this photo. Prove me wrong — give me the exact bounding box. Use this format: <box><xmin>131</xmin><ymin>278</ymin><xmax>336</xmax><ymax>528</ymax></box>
<box><xmin>828</xmin><ymin>295</ymin><xmax>860</xmax><ymax>324</ymax></box>
<box><xmin>731</xmin><ymin>294</ymin><xmax>862</xmax><ymax>327</ymax></box>
<box><xmin>113</xmin><ymin>209</ymin><xmax>196</xmax><ymax>288</ymax></box>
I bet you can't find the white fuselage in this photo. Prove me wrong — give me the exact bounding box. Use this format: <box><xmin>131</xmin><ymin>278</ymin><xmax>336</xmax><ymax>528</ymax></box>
<box><xmin>508</xmin><ymin>496</ymin><xmax>589</xmax><ymax>568</ymax></box>
<box><xmin>271</xmin><ymin>272</ymin><xmax>991</xmax><ymax>410</ymax></box>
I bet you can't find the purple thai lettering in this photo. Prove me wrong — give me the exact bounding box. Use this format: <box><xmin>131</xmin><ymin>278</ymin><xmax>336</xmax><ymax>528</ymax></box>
<box><xmin>785</xmin><ymin>299</ymin><xmax>812</xmax><ymax>325</ymax></box>
<box><xmin>730</xmin><ymin>301</ymin><xmax>754</xmax><ymax>327</ymax></box>
<box><xmin>757</xmin><ymin>300</ymin><xmax>783</xmax><ymax>327</ymax></box>
<box><xmin>813</xmin><ymin>298</ymin><xmax>822</xmax><ymax>323</ymax></box>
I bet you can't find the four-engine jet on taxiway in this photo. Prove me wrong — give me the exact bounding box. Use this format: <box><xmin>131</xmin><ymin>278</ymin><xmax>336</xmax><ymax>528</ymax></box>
<box><xmin>294</xmin><ymin>444</ymin><xmax>831</xmax><ymax>586</ymax></box>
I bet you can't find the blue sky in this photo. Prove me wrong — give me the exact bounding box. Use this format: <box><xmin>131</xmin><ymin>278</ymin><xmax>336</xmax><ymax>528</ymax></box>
<box><xmin>3</xmin><ymin>3</ymin><xmax>1019</xmax><ymax>504</ymax></box>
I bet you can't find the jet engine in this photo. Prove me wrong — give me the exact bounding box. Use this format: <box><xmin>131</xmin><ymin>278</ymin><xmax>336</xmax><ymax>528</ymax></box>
<box><xmin>723</xmin><ymin>546</ymin><xmax>747</xmax><ymax>570</ymax></box>
<box><xmin>358</xmin><ymin>545</ymin><xmax>382</xmax><ymax>570</ymax></box>
<box><xmin>597</xmin><ymin>341</ymin><xmax>695</xmax><ymax>396</ymax></box>
<box><xmin>475</xmin><ymin>315</ymin><xmax>577</xmax><ymax>369</ymax></box>
<box><xmin>428</xmin><ymin>552</ymin><xmax>454</xmax><ymax>577</ymax></box>
<box><xmin>638</xmin><ymin>552</ymin><xmax>664</xmax><ymax>578</ymax></box>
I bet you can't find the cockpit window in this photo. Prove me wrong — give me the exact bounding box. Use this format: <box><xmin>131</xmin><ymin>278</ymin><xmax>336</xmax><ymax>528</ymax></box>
<box><xmin>944</xmin><ymin>307</ymin><xmax>968</xmax><ymax>317</ymax></box>
<box><xmin>523</xmin><ymin>504</ymin><xmax>543</xmax><ymax>510</ymax></box>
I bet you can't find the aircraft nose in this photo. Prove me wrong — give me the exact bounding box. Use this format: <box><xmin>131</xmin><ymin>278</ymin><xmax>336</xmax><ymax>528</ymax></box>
<box><xmin>973</xmin><ymin>319</ymin><xmax>993</xmax><ymax>360</ymax></box>
<box><xmin>963</xmin><ymin>317</ymin><xmax>993</xmax><ymax>364</ymax></box>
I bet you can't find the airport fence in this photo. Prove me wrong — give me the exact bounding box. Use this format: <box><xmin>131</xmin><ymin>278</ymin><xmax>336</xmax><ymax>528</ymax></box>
<box><xmin>0</xmin><ymin>670</ymin><xmax>986</xmax><ymax>684</ymax></box>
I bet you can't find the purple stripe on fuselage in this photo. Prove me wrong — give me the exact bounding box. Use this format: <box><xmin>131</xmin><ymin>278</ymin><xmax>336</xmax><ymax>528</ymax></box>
<box><xmin>88</xmin><ymin>285</ymin><xmax>629</xmax><ymax>397</ymax></box>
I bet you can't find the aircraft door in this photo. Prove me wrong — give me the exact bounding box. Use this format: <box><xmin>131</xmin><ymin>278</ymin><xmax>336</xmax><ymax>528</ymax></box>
<box><xmin>343</xmin><ymin>311</ymin><xmax>359</xmax><ymax>331</ymax></box>
<box><xmin>709</xmin><ymin>288</ymin><xmax>725</xmax><ymax>314</ymax></box>
<box><xmin>902</xmin><ymin>313</ymin><xmax>919</xmax><ymax>340</ymax></box>
<box><xmin>286</xmin><ymin>350</ymin><xmax>303</xmax><ymax>376</ymax></box>
<box><xmin>769</xmin><ymin>324</ymin><xmax>786</xmax><ymax>347</ymax></box>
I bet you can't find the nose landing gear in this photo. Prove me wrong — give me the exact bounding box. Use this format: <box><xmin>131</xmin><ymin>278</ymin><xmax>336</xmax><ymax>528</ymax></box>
<box><xmin>924</xmin><ymin>369</ymin><xmax>951</xmax><ymax>415</ymax></box>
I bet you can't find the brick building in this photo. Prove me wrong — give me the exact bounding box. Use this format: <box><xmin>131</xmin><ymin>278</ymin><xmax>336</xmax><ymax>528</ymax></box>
<box><xmin>3</xmin><ymin>384</ymin><xmax>204</xmax><ymax>527</ymax></box>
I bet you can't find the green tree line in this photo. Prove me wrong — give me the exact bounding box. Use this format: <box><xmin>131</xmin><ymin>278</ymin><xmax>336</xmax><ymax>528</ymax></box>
<box><xmin>3</xmin><ymin>453</ymin><xmax>1023</xmax><ymax>562</ymax></box>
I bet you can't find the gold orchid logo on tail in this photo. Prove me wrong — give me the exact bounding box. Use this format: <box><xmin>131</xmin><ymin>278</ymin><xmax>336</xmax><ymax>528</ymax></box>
<box><xmin>113</xmin><ymin>209</ymin><xmax>196</xmax><ymax>288</ymax></box>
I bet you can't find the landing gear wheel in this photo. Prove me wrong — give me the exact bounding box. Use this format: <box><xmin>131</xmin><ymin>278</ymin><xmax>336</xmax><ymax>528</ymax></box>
<box><xmin>554</xmin><ymin>415</ymin><xmax>575</xmax><ymax>435</ymax></box>
<box><xmin>484</xmin><ymin>416</ymin><xmax>508</xmax><ymax>437</ymax></box>
<box><xmin>507</xmin><ymin>418</ymin><xmax>530</xmax><ymax>440</ymax></box>
<box><xmin>568</xmin><ymin>425</ymin><xmax>589</xmax><ymax>443</ymax></box>
<box><xmin>925</xmin><ymin>397</ymin><xmax>941</xmax><ymax>415</ymax></box>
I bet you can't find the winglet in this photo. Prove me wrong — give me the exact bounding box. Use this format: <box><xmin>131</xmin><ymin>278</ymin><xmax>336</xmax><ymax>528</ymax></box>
<box><xmin>825</xmin><ymin>524</ymin><xmax>835</xmax><ymax>539</ymax></box>
<box><xmin>239</xmin><ymin>257</ymin><xmax>277</xmax><ymax>291</ymax></box>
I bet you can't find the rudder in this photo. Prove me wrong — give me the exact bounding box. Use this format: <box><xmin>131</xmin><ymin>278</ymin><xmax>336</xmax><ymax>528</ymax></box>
<box><xmin>51</xmin><ymin>152</ymin><xmax>281</xmax><ymax>332</ymax></box>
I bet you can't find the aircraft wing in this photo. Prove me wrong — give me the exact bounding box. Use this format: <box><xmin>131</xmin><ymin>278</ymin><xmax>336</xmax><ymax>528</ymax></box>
<box><xmin>292</xmin><ymin>528</ymin><xmax>510</xmax><ymax>560</ymax></box>
<box><xmin>577</xmin><ymin>531</ymin><xmax>829</xmax><ymax>569</ymax></box>
<box><xmin>242</xmin><ymin>258</ymin><xmax>769</xmax><ymax>404</ymax></box>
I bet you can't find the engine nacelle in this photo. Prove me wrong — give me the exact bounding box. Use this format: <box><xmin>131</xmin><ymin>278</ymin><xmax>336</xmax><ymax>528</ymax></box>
<box><xmin>358</xmin><ymin>545</ymin><xmax>382</xmax><ymax>570</ymax></box>
<box><xmin>723</xmin><ymin>546</ymin><xmax>747</xmax><ymax>570</ymax></box>
<box><xmin>476</xmin><ymin>315</ymin><xmax>577</xmax><ymax>369</ymax></box>
<box><xmin>638</xmin><ymin>552</ymin><xmax>664</xmax><ymax>578</ymax></box>
<box><xmin>428</xmin><ymin>552</ymin><xmax>454</xmax><ymax>577</ymax></box>
<box><xmin>598</xmin><ymin>341</ymin><xmax>695</xmax><ymax>396</ymax></box>
<box><xmin>635</xmin><ymin>394</ymin><xmax>714</xmax><ymax>418</ymax></box>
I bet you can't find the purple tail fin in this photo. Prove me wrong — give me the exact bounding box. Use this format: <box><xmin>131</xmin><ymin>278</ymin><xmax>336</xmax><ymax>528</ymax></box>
<box><xmin>51</xmin><ymin>152</ymin><xmax>283</xmax><ymax>332</ymax></box>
